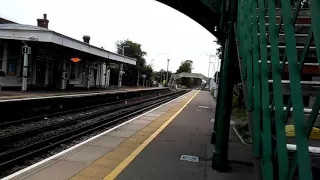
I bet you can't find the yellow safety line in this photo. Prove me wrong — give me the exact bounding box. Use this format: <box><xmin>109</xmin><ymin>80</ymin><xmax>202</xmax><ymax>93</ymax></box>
<box><xmin>104</xmin><ymin>90</ymin><xmax>200</xmax><ymax>180</ymax></box>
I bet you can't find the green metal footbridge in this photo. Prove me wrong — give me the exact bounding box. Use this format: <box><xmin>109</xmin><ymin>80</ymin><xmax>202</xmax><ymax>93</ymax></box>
<box><xmin>157</xmin><ymin>0</ymin><xmax>320</xmax><ymax>179</ymax></box>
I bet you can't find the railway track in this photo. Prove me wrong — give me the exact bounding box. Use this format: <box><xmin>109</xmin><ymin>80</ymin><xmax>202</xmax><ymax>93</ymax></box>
<box><xmin>0</xmin><ymin>90</ymin><xmax>187</xmax><ymax>173</ymax></box>
<box><xmin>0</xmin><ymin>90</ymin><xmax>168</xmax><ymax>128</ymax></box>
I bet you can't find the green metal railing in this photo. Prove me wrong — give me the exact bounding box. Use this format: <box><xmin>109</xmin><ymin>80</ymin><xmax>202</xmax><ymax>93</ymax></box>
<box><xmin>212</xmin><ymin>0</ymin><xmax>320</xmax><ymax>179</ymax></box>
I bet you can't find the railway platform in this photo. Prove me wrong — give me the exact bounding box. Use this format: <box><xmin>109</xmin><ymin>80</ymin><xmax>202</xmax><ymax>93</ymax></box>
<box><xmin>2</xmin><ymin>91</ymin><xmax>255</xmax><ymax>180</ymax></box>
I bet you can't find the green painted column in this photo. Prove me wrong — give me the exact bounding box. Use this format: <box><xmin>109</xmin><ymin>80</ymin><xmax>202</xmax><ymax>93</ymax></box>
<box><xmin>212</xmin><ymin>0</ymin><xmax>237</xmax><ymax>171</ymax></box>
<box><xmin>211</xmin><ymin>40</ymin><xmax>225</xmax><ymax>145</ymax></box>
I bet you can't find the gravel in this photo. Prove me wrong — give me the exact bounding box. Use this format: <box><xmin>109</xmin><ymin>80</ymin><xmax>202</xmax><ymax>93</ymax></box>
<box><xmin>0</xmin><ymin>99</ymin><xmax>138</xmax><ymax>137</ymax></box>
<box><xmin>0</xmin><ymin>93</ymin><xmax>168</xmax><ymax>137</ymax></box>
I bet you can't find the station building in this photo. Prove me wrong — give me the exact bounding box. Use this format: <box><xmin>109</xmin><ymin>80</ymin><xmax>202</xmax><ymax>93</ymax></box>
<box><xmin>0</xmin><ymin>14</ymin><xmax>136</xmax><ymax>91</ymax></box>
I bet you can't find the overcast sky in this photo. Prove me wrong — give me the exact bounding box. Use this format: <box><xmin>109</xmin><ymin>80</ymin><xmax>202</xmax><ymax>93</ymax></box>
<box><xmin>0</xmin><ymin>0</ymin><xmax>220</xmax><ymax>77</ymax></box>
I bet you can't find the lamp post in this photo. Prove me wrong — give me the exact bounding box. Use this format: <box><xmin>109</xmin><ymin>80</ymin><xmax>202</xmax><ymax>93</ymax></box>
<box><xmin>160</xmin><ymin>70</ymin><xmax>163</xmax><ymax>85</ymax></box>
<box><xmin>142</xmin><ymin>74</ymin><xmax>147</xmax><ymax>87</ymax></box>
<box><xmin>118</xmin><ymin>45</ymin><xmax>129</xmax><ymax>88</ymax></box>
<box><xmin>166</xmin><ymin>59</ymin><xmax>170</xmax><ymax>86</ymax></box>
<box><xmin>207</xmin><ymin>56</ymin><xmax>213</xmax><ymax>87</ymax></box>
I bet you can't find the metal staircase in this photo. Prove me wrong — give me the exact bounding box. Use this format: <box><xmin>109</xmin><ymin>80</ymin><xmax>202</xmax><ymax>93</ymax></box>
<box><xmin>212</xmin><ymin>0</ymin><xmax>320</xmax><ymax>179</ymax></box>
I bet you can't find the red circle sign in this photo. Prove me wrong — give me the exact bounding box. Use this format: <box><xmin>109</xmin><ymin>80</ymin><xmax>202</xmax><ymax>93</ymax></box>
<box><xmin>71</xmin><ymin>57</ymin><xmax>81</xmax><ymax>63</ymax></box>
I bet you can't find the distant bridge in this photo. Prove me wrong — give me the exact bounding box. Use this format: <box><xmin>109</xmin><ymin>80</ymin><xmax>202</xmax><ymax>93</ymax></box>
<box><xmin>168</xmin><ymin>72</ymin><xmax>207</xmax><ymax>88</ymax></box>
<box><xmin>174</xmin><ymin>72</ymin><xmax>207</xmax><ymax>80</ymax></box>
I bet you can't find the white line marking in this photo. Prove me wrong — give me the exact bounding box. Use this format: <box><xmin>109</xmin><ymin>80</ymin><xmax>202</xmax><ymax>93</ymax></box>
<box><xmin>1</xmin><ymin>91</ymin><xmax>193</xmax><ymax>180</ymax></box>
<box><xmin>198</xmin><ymin>106</ymin><xmax>209</xmax><ymax>109</ymax></box>
<box><xmin>0</xmin><ymin>88</ymin><xmax>166</xmax><ymax>103</ymax></box>
<box><xmin>232</xmin><ymin>127</ymin><xmax>250</xmax><ymax>146</ymax></box>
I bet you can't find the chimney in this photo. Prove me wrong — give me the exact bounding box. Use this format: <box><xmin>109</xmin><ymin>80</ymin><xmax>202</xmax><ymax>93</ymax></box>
<box><xmin>37</xmin><ymin>14</ymin><xmax>49</xmax><ymax>28</ymax></box>
<box><xmin>83</xmin><ymin>35</ymin><xmax>90</xmax><ymax>44</ymax></box>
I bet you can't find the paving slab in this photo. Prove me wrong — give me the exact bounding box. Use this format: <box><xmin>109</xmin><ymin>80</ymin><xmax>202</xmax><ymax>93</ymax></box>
<box><xmin>87</xmin><ymin>136</ymin><xmax>126</xmax><ymax>148</ymax></box>
<box><xmin>130</xmin><ymin>119</ymin><xmax>153</xmax><ymax>125</ymax></box>
<box><xmin>53</xmin><ymin>145</ymin><xmax>91</xmax><ymax>160</ymax></box>
<box><xmin>150</xmin><ymin>111</ymin><xmax>166</xmax><ymax>115</ymax></box>
<box><xmin>142</xmin><ymin>113</ymin><xmax>162</xmax><ymax>117</ymax></box>
<box><xmin>72</xmin><ymin>165</ymin><xmax>114</xmax><ymax>179</ymax></box>
<box><xmin>14</xmin><ymin>160</ymin><xmax>59</xmax><ymax>180</ymax></box>
<box><xmin>121</xmin><ymin>123</ymin><xmax>148</xmax><ymax>131</ymax></box>
<box><xmin>64</xmin><ymin>146</ymin><xmax>112</xmax><ymax>164</ymax></box>
<box><xmin>156</xmin><ymin>107</ymin><xmax>172</xmax><ymax>112</ymax></box>
<box><xmin>22</xmin><ymin>160</ymin><xmax>87</xmax><ymax>180</ymax></box>
<box><xmin>138</xmin><ymin>115</ymin><xmax>158</xmax><ymax>121</ymax></box>
<box><xmin>109</xmin><ymin>128</ymin><xmax>139</xmax><ymax>138</ymax></box>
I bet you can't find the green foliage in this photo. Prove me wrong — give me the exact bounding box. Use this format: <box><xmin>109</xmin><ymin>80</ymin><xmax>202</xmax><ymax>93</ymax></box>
<box><xmin>176</xmin><ymin>60</ymin><xmax>193</xmax><ymax>73</ymax></box>
<box><xmin>216</xmin><ymin>43</ymin><xmax>223</xmax><ymax>62</ymax></box>
<box><xmin>232</xmin><ymin>108</ymin><xmax>247</xmax><ymax>122</ymax></box>
<box><xmin>154</xmin><ymin>69</ymin><xmax>172</xmax><ymax>83</ymax></box>
<box><xmin>116</xmin><ymin>39</ymin><xmax>154</xmax><ymax>84</ymax></box>
<box><xmin>140</xmin><ymin>64</ymin><xmax>154</xmax><ymax>80</ymax></box>
<box><xmin>175</xmin><ymin>60</ymin><xmax>199</xmax><ymax>88</ymax></box>
<box><xmin>232</xmin><ymin>84</ymin><xmax>244</xmax><ymax>109</ymax></box>
<box><xmin>215</xmin><ymin>37</ymin><xmax>241</xmax><ymax>85</ymax></box>
<box><xmin>116</xmin><ymin>39</ymin><xmax>147</xmax><ymax>69</ymax></box>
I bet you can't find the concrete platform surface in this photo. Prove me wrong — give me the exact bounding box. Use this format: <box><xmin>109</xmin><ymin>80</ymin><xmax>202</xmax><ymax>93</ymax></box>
<box><xmin>0</xmin><ymin>87</ymin><xmax>166</xmax><ymax>101</ymax></box>
<box><xmin>114</xmin><ymin>91</ymin><xmax>255</xmax><ymax>180</ymax></box>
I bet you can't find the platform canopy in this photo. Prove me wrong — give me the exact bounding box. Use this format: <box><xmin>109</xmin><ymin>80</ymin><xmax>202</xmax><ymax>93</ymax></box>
<box><xmin>0</xmin><ymin>24</ymin><xmax>136</xmax><ymax>65</ymax></box>
<box><xmin>156</xmin><ymin>0</ymin><xmax>223</xmax><ymax>39</ymax></box>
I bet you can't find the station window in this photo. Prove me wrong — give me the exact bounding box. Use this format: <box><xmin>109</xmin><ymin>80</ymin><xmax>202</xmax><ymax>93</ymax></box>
<box><xmin>0</xmin><ymin>45</ymin><xmax>4</xmax><ymax>70</ymax></box>
<box><xmin>70</xmin><ymin>61</ymin><xmax>76</xmax><ymax>79</ymax></box>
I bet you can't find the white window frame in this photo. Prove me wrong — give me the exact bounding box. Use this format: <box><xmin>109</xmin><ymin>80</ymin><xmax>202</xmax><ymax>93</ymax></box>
<box><xmin>0</xmin><ymin>42</ymin><xmax>9</xmax><ymax>75</ymax></box>
<box><xmin>0</xmin><ymin>44</ymin><xmax>4</xmax><ymax>71</ymax></box>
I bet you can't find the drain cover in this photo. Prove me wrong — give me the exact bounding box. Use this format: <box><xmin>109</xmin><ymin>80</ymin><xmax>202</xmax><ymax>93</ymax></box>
<box><xmin>180</xmin><ymin>155</ymin><xmax>199</xmax><ymax>163</ymax></box>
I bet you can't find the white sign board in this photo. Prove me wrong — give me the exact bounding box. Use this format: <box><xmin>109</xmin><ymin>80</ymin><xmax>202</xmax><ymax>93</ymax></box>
<box><xmin>22</xmin><ymin>46</ymin><xmax>31</xmax><ymax>54</ymax></box>
<box><xmin>180</xmin><ymin>155</ymin><xmax>199</xmax><ymax>163</ymax></box>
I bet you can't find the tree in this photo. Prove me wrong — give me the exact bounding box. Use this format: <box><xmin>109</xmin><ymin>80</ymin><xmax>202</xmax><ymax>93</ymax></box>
<box><xmin>175</xmin><ymin>60</ymin><xmax>195</xmax><ymax>88</ymax></box>
<box><xmin>116</xmin><ymin>39</ymin><xmax>147</xmax><ymax>67</ymax></box>
<box><xmin>176</xmin><ymin>60</ymin><xmax>193</xmax><ymax>73</ymax></box>
<box><xmin>154</xmin><ymin>69</ymin><xmax>172</xmax><ymax>84</ymax></box>
<box><xmin>115</xmin><ymin>39</ymin><xmax>150</xmax><ymax>85</ymax></box>
<box><xmin>216</xmin><ymin>44</ymin><xmax>223</xmax><ymax>63</ymax></box>
<box><xmin>140</xmin><ymin>64</ymin><xmax>154</xmax><ymax>81</ymax></box>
